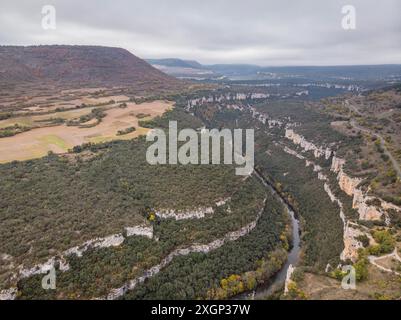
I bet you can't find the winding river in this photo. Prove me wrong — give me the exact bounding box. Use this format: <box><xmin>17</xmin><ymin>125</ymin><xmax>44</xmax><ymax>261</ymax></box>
<box><xmin>237</xmin><ymin>168</ymin><xmax>301</xmax><ymax>299</ymax></box>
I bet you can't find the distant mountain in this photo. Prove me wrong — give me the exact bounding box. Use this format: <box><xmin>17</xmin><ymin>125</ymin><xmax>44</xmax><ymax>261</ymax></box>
<box><xmin>146</xmin><ymin>58</ymin><xmax>204</xmax><ymax>69</ymax></box>
<box><xmin>145</xmin><ymin>58</ymin><xmax>216</xmax><ymax>80</ymax></box>
<box><xmin>0</xmin><ymin>45</ymin><xmax>182</xmax><ymax>88</ymax></box>
<box><xmin>147</xmin><ymin>57</ymin><xmax>401</xmax><ymax>82</ymax></box>
<box><xmin>206</xmin><ymin>64</ymin><xmax>401</xmax><ymax>80</ymax></box>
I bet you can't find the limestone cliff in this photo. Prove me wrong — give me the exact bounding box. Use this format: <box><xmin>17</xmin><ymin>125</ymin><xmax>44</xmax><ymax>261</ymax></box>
<box><xmin>103</xmin><ymin>198</ymin><xmax>267</xmax><ymax>300</ymax></box>
<box><xmin>4</xmin><ymin>223</ymin><xmax>154</xmax><ymax>299</ymax></box>
<box><xmin>284</xmin><ymin>264</ymin><xmax>295</xmax><ymax>294</ymax></box>
<box><xmin>330</xmin><ymin>156</ymin><xmax>399</xmax><ymax>222</ymax></box>
<box><xmin>285</xmin><ymin>127</ymin><xmax>398</xmax><ymax>223</ymax></box>
<box><xmin>283</xmin><ymin>130</ymin><xmax>377</xmax><ymax>261</ymax></box>
<box><xmin>285</xmin><ymin>129</ymin><xmax>332</xmax><ymax>159</ymax></box>
<box><xmin>155</xmin><ymin>207</ymin><xmax>214</xmax><ymax>220</ymax></box>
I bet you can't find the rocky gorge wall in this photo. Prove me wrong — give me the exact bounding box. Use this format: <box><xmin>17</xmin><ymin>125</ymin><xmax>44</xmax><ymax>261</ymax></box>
<box><xmin>0</xmin><ymin>224</ymin><xmax>154</xmax><ymax>300</ymax></box>
<box><xmin>285</xmin><ymin>128</ymin><xmax>400</xmax><ymax>224</ymax></box>
<box><xmin>284</xmin><ymin>127</ymin><xmax>401</xmax><ymax>262</ymax></box>
<box><xmin>102</xmin><ymin>197</ymin><xmax>268</xmax><ymax>300</ymax></box>
<box><xmin>331</xmin><ymin>156</ymin><xmax>397</xmax><ymax>223</ymax></box>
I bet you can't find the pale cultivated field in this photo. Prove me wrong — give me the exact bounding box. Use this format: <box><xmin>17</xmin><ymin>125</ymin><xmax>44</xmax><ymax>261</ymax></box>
<box><xmin>0</xmin><ymin>107</ymin><xmax>98</xmax><ymax>128</ymax></box>
<box><xmin>0</xmin><ymin>101</ymin><xmax>172</xmax><ymax>163</ymax></box>
<box><xmin>14</xmin><ymin>95</ymin><xmax>130</xmax><ymax>114</ymax></box>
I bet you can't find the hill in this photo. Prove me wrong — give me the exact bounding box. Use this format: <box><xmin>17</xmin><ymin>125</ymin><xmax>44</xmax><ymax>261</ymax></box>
<box><xmin>0</xmin><ymin>45</ymin><xmax>182</xmax><ymax>88</ymax></box>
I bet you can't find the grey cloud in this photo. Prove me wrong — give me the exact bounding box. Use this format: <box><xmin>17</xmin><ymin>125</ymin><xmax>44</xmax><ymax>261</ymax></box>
<box><xmin>0</xmin><ymin>0</ymin><xmax>400</xmax><ymax>65</ymax></box>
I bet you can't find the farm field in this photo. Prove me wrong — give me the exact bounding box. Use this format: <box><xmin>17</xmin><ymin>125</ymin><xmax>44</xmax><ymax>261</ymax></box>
<box><xmin>0</xmin><ymin>100</ymin><xmax>172</xmax><ymax>163</ymax></box>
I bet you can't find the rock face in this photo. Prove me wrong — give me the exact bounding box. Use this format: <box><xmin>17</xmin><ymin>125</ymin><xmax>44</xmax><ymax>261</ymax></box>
<box><xmin>283</xmin><ymin>146</ymin><xmax>305</xmax><ymax>160</ymax></box>
<box><xmin>0</xmin><ymin>45</ymin><xmax>181</xmax><ymax>88</ymax></box>
<box><xmin>0</xmin><ymin>287</ymin><xmax>17</xmax><ymax>300</ymax></box>
<box><xmin>330</xmin><ymin>156</ymin><xmax>345</xmax><ymax>173</ymax></box>
<box><xmin>283</xmin><ymin>128</ymin><xmax>401</xmax><ymax>261</ymax></box>
<box><xmin>285</xmin><ymin>129</ymin><xmax>332</xmax><ymax>159</ymax></box>
<box><xmin>103</xmin><ymin>198</ymin><xmax>267</xmax><ymax>300</ymax></box>
<box><xmin>215</xmin><ymin>197</ymin><xmax>231</xmax><ymax>207</ymax></box>
<box><xmin>282</xmin><ymin>130</ymin><xmax>373</xmax><ymax>261</ymax></box>
<box><xmin>125</xmin><ymin>225</ymin><xmax>153</xmax><ymax>239</ymax></box>
<box><xmin>336</xmin><ymin>170</ymin><xmax>362</xmax><ymax>197</ymax></box>
<box><xmin>330</xmin><ymin>156</ymin><xmax>399</xmax><ymax>222</ymax></box>
<box><xmin>284</xmin><ymin>264</ymin><xmax>295</xmax><ymax>294</ymax></box>
<box><xmin>186</xmin><ymin>93</ymin><xmax>270</xmax><ymax>109</ymax></box>
<box><xmin>340</xmin><ymin>223</ymin><xmax>365</xmax><ymax>262</ymax></box>
<box><xmin>155</xmin><ymin>207</ymin><xmax>214</xmax><ymax>220</ymax></box>
<box><xmin>6</xmin><ymin>224</ymin><xmax>154</xmax><ymax>295</ymax></box>
<box><xmin>64</xmin><ymin>234</ymin><xmax>125</xmax><ymax>258</ymax></box>
<box><xmin>291</xmin><ymin>136</ymin><xmax>400</xmax><ymax>223</ymax></box>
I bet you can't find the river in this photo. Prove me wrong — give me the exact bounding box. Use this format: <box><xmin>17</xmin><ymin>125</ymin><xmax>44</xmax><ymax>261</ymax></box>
<box><xmin>236</xmin><ymin>169</ymin><xmax>301</xmax><ymax>299</ymax></box>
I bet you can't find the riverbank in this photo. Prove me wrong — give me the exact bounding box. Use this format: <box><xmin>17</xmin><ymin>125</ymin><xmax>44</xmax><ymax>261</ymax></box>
<box><xmin>234</xmin><ymin>169</ymin><xmax>301</xmax><ymax>300</ymax></box>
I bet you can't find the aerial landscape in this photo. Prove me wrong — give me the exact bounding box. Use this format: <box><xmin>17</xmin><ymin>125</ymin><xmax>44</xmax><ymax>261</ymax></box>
<box><xmin>1</xmin><ymin>0</ymin><xmax>401</xmax><ymax>306</ymax></box>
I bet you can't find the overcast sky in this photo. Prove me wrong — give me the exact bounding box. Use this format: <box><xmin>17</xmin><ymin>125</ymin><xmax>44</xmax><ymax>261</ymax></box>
<box><xmin>1</xmin><ymin>0</ymin><xmax>400</xmax><ymax>66</ymax></box>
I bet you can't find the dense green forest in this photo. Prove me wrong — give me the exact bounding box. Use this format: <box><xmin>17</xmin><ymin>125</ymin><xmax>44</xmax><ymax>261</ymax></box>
<box><xmin>16</xmin><ymin>175</ymin><xmax>268</xmax><ymax>299</ymax></box>
<box><xmin>192</xmin><ymin>100</ymin><xmax>345</xmax><ymax>269</ymax></box>
<box><xmin>1</xmin><ymin>93</ymin><xmax>360</xmax><ymax>299</ymax></box>
<box><xmin>122</xmin><ymin>188</ymin><xmax>287</xmax><ymax>300</ymax></box>
<box><xmin>1</xmin><ymin>105</ymin><xmax>291</xmax><ymax>300</ymax></box>
<box><xmin>255</xmin><ymin>144</ymin><xmax>343</xmax><ymax>269</ymax></box>
<box><xmin>0</xmin><ymin>109</ymin><xmax>243</xmax><ymax>284</ymax></box>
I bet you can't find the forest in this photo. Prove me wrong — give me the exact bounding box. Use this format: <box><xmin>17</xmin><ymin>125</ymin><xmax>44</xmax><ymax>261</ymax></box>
<box><xmin>191</xmin><ymin>99</ymin><xmax>346</xmax><ymax>269</ymax></box>
<box><xmin>0</xmin><ymin>108</ymin><xmax>243</xmax><ymax>287</ymax></box>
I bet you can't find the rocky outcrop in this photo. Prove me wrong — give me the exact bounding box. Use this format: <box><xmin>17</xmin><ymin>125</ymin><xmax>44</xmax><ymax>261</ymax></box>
<box><xmin>17</xmin><ymin>234</ymin><xmax>126</xmax><ymax>280</ymax></box>
<box><xmin>330</xmin><ymin>156</ymin><xmax>401</xmax><ymax>222</ymax></box>
<box><xmin>155</xmin><ymin>207</ymin><xmax>214</xmax><ymax>220</ymax></box>
<box><xmin>280</xmin><ymin>137</ymin><xmax>367</xmax><ymax>262</ymax></box>
<box><xmin>186</xmin><ymin>93</ymin><xmax>270</xmax><ymax>110</ymax></box>
<box><xmin>283</xmin><ymin>128</ymin><xmax>401</xmax><ymax>262</ymax></box>
<box><xmin>0</xmin><ymin>287</ymin><xmax>17</xmax><ymax>300</ymax></box>
<box><xmin>155</xmin><ymin>197</ymin><xmax>234</xmax><ymax>220</ymax></box>
<box><xmin>335</xmin><ymin>167</ymin><xmax>362</xmax><ymax>197</ymax></box>
<box><xmin>340</xmin><ymin>223</ymin><xmax>365</xmax><ymax>262</ymax></box>
<box><xmin>125</xmin><ymin>225</ymin><xmax>153</xmax><ymax>239</ymax></box>
<box><xmin>352</xmin><ymin>190</ymin><xmax>382</xmax><ymax>221</ymax></box>
<box><xmin>3</xmin><ymin>224</ymin><xmax>154</xmax><ymax>298</ymax></box>
<box><xmin>318</xmin><ymin>170</ymin><xmax>371</xmax><ymax>262</ymax></box>
<box><xmin>285</xmin><ymin>129</ymin><xmax>332</xmax><ymax>159</ymax></box>
<box><xmin>215</xmin><ymin>197</ymin><xmax>231</xmax><ymax>207</ymax></box>
<box><xmin>284</xmin><ymin>264</ymin><xmax>295</xmax><ymax>294</ymax></box>
<box><xmin>330</xmin><ymin>156</ymin><xmax>345</xmax><ymax>173</ymax></box>
<box><xmin>267</xmin><ymin>119</ymin><xmax>283</xmax><ymax>128</ymax></box>
<box><xmin>18</xmin><ymin>255</ymin><xmax>70</xmax><ymax>279</ymax></box>
<box><xmin>248</xmin><ymin>106</ymin><xmax>283</xmax><ymax>128</ymax></box>
<box><xmin>306</xmin><ymin>160</ymin><xmax>323</xmax><ymax>173</ymax></box>
<box><xmin>64</xmin><ymin>234</ymin><xmax>125</xmax><ymax>258</ymax></box>
<box><xmin>283</xmin><ymin>146</ymin><xmax>305</xmax><ymax>160</ymax></box>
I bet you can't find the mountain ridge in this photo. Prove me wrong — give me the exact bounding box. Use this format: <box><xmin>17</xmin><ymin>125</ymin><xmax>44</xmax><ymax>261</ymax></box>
<box><xmin>0</xmin><ymin>45</ymin><xmax>182</xmax><ymax>88</ymax></box>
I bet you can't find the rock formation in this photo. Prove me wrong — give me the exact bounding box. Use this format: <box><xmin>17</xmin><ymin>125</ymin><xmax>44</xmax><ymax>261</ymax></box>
<box><xmin>330</xmin><ymin>156</ymin><xmax>399</xmax><ymax>222</ymax></box>
<box><xmin>155</xmin><ymin>207</ymin><xmax>214</xmax><ymax>220</ymax></box>
<box><xmin>284</xmin><ymin>264</ymin><xmax>295</xmax><ymax>294</ymax></box>
<box><xmin>103</xmin><ymin>198</ymin><xmax>267</xmax><ymax>300</ymax></box>
<box><xmin>285</xmin><ymin>129</ymin><xmax>332</xmax><ymax>159</ymax></box>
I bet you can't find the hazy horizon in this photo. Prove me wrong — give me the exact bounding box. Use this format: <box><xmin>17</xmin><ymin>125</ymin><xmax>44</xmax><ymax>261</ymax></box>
<box><xmin>1</xmin><ymin>0</ymin><xmax>400</xmax><ymax>66</ymax></box>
